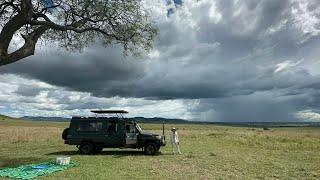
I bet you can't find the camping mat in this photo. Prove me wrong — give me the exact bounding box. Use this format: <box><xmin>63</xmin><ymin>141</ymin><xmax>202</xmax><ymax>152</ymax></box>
<box><xmin>0</xmin><ymin>161</ymin><xmax>78</xmax><ymax>179</ymax></box>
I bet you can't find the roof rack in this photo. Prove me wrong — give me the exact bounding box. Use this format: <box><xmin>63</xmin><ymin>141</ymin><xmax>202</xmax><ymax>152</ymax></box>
<box><xmin>90</xmin><ymin>110</ymin><xmax>129</xmax><ymax>114</ymax></box>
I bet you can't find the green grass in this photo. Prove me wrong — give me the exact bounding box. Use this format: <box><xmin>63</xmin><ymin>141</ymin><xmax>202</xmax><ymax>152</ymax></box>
<box><xmin>0</xmin><ymin>117</ymin><xmax>319</xmax><ymax>179</ymax></box>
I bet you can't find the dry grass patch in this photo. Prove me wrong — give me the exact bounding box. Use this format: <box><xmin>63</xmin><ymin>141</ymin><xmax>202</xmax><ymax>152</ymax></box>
<box><xmin>0</xmin><ymin>126</ymin><xmax>63</xmax><ymax>144</ymax></box>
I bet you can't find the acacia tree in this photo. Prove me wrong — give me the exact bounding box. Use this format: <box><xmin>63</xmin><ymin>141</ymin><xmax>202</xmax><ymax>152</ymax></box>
<box><xmin>0</xmin><ymin>0</ymin><xmax>157</xmax><ymax>66</ymax></box>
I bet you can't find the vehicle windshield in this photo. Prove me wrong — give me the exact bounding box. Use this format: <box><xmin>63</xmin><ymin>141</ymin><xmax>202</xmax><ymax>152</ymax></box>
<box><xmin>135</xmin><ymin>123</ymin><xmax>143</xmax><ymax>133</ymax></box>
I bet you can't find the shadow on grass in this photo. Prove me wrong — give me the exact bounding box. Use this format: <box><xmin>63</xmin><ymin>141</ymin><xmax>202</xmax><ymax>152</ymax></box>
<box><xmin>0</xmin><ymin>157</ymin><xmax>46</xmax><ymax>168</ymax></box>
<box><xmin>46</xmin><ymin>150</ymin><xmax>162</xmax><ymax>157</ymax></box>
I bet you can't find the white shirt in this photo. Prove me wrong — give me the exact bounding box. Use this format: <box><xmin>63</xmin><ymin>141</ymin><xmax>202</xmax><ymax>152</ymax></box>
<box><xmin>171</xmin><ymin>131</ymin><xmax>179</xmax><ymax>143</ymax></box>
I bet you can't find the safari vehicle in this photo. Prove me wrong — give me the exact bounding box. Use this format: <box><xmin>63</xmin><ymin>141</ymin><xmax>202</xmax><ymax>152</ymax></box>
<box><xmin>62</xmin><ymin>110</ymin><xmax>166</xmax><ymax>155</ymax></box>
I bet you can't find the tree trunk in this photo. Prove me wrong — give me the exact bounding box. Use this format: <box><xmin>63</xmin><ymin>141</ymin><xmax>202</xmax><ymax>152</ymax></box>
<box><xmin>0</xmin><ymin>14</ymin><xmax>26</xmax><ymax>54</ymax></box>
<box><xmin>0</xmin><ymin>0</ymin><xmax>41</xmax><ymax>66</ymax></box>
<box><xmin>0</xmin><ymin>26</ymin><xmax>48</xmax><ymax>66</ymax></box>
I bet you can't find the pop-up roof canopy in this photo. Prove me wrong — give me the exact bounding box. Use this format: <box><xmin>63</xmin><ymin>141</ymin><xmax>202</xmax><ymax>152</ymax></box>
<box><xmin>90</xmin><ymin>110</ymin><xmax>129</xmax><ymax>114</ymax></box>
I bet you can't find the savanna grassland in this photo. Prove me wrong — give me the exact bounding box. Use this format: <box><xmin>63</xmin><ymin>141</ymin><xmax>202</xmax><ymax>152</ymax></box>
<box><xmin>0</xmin><ymin>115</ymin><xmax>319</xmax><ymax>179</ymax></box>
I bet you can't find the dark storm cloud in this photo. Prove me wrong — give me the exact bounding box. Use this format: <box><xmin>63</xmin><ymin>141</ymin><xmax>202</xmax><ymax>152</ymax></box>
<box><xmin>1</xmin><ymin>0</ymin><xmax>320</xmax><ymax>121</ymax></box>
<box><xmin>188</xmin><ymin>86</ymin><xmax>320</xmax><ymax>122</ymax></box>
<box><xmin>0</xmin><ymin>45</ymin><xmax>146</xmax><ymax>97</ymax></box>
<box><xmin>197</xmin><ymin>0</ymin><xmax>293</xmax><ymax>59</ymax></box>
<box><xmin>190</xmin><ymin>93</ymin><xmax>300</xmax><ymax>122</ymax></box>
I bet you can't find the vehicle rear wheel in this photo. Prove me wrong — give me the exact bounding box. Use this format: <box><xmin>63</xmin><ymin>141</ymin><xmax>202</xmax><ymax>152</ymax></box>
<box><xmin>144</xmin><ymin>142</ymin><xmax>157</xmax><ymax>155</ymax></box>
<box><xmin>62</xmin><ymin>128</ymin><xmax>69</xmax><ymax>140</ymax></box>
<box><xmin>79</xmin><ymin>142</ymin><xmax>93</xmax><ymax>154</ymax></box>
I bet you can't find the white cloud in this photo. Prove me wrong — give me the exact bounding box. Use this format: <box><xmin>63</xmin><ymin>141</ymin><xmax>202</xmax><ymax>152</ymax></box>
<box><xmin>0</xmin><ymin>74</ymin><xmax>198</xmax><ymax>119</ymax></box>
<box><xmin>291</xmin><ymin>0</ymin><xmax>320</xmax><ymax>43</ymax></box>
<box><xmin>266</xmin><ymin>20</ymin><xmax>288</xmax><ymax>34</ymax></box>
<box><xmin>274</xmin><ymin>60</ymin><xmax>303</xmax><ymax>73</ymax></box>
<box><xmin>148</xmin><ymin>49</ymin><xmax>160</xmax><ymax>59</ymax></box>
<box><xmin>209</xmin><ymin>1</ymin><xmax>222</xmax><ymax>24</ymax></box>
<box><xmin>296</xmin><ymin>110</ymin><xmax>320</xmax><ymax>122</ymax></box>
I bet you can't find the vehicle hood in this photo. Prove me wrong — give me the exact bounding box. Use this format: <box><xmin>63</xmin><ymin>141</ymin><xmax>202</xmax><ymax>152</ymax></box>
<box><xmin>140</xmin><ymin>132</ymin><xmax>159</xmax><ymax>136</ymax></box>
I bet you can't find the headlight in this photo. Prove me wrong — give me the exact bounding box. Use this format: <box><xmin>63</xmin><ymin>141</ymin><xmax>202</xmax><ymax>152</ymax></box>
<box><xmin>156</xmin><ymin>135</ymin><xmax>162</xmax><ymax>140</ymax></box>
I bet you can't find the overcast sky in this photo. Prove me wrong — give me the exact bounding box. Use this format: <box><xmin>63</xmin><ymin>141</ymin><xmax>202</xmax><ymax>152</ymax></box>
<box><xmin>1</xmin><ymin>0</ymin><xmax>320</xmax><ymax>122</ymax></box>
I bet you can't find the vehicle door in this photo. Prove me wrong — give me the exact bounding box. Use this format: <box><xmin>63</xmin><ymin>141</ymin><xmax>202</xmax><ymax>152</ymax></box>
<box><xmin>125</xmin><ymin>123</ymin><xmax>138</xmax><ymax>146</ymax></box>
<box><xmin>104</xmin><ymin>121</ymin><xmax>123</xmax><ymax>147</ymax></box>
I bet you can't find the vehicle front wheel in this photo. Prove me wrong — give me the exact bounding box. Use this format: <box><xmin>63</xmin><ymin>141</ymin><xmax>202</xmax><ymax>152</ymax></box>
<box><xmin>79</xmin><ymin>142</ymin><xmax>93</xmax><ymax>154</ymax></box>
<box><xmin>156</xmin><ymin>145</ymin><xmax>160</xmax><ymax>152</ymax></box>
<box><xmin>144</xmin><ymin>142</ymin><xmax>158</xmax><ymax>155</ymax></box>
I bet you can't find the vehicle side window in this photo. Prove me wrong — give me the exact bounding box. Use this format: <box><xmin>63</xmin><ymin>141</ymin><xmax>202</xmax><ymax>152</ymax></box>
<box><xmin>107</xmin><ymin>122</ymin><xmax>117</xmax><ymax>133</ymax></box>
<box><xmin>125</xmin><ymin>125</ymin><xmax>130</xmax><ymax>133</ymax></box>
<box><xmin>125</xmin><ymin>124</ymin><xmax>136</xmax><ymax>133</ymax></box>
<box><xmin>77</xmin><ymin>121</ymin><xmax>103</xmax><ymax>132</ymax></box>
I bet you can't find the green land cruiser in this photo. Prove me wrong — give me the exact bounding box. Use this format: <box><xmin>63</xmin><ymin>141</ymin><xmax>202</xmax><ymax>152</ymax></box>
<box><xmin>62</xmin><ymin>110</ymin><xmax>166</xmax><ymax>155</ymax></box>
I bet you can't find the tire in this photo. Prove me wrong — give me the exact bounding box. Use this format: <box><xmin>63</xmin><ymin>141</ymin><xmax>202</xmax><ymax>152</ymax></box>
<box><xmin>79</xmin><ymin>142</ymin><xmax>93</xmax><ymax>154</ymax></box>
<box><xmin>156</xmin><ymin>145</ymin><xmax>160</xmax><ymax>152</ymax></box>
<box><xmin>144</xmin><ymin>142</ymin><xmax>158</xmax><ymax>155</ymax></box>
<box><xmin>62</xmin><ymin>128</ymin><xmax>69</xmax><ymax>140</ymax></box>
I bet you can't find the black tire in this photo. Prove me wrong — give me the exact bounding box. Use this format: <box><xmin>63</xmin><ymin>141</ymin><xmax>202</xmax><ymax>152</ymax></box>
<box><xmin>79</xmin><ymin>142</ymin><xmax>93</xmax><ymax>154</ymax></box>
<box><xmin>144</xmin><ymin>142</ymin><xmax>158</xmax><ymax>155</ymax></box>
<box><xmin>62</xmin><ymin>128</ymin><xmax>69</xmax><ymax>140</ymax></box>
<box><xmin>156</xmin><ymin>145</ymin><xmax>160</xmax><ymax>152</ymax></box>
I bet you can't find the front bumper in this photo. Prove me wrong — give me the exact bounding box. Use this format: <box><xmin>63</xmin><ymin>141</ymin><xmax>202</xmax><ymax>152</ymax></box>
<box><xmin>160</xmin><ymin>136</ymin><xmax>166</xmax><ymax>146</ymax></box>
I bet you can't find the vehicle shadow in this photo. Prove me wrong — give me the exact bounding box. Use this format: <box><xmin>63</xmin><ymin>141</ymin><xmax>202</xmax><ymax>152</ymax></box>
<box><xmin>46</xmin><ymin>150</ymin><xmax>162</xmax><ymax>157</ymax></box>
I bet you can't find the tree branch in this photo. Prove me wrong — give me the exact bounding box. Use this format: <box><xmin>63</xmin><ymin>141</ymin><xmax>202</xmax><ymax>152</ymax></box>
<box><xmin>0</xmin><ymin>0</ymin><xmax>20</xmax><ymax>15</ymax></box>
<box><xmin>0</xmin><ymin>13</ymin><xmax>26</xmax><ymax>55</ymax></box>
<box><xmin>0</xmin><ymin>26</ymin><xmax>49</xmax><ymax>66</ymax></box>
<box><xmin>29</xmin><ymin>17</ymin><xmax>119</xmax><ymax>40</ymax></box>
<box><xmin>0</xmin><ymin>0</ymin><xmax>157</xmax><ymax>66</ymax></box>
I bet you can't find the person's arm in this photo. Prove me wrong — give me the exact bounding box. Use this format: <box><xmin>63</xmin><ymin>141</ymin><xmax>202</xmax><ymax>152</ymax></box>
<box><xmin>176</xmin><ymin>132</ymin><xmax>180</xmax><ymax>143</ymax></box>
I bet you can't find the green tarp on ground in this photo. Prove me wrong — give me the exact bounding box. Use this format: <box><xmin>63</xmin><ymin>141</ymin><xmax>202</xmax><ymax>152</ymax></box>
<box><xmin>0</xmin><ymin>161</ymin><xmax>78</xmax><ymax>179</ymax></box>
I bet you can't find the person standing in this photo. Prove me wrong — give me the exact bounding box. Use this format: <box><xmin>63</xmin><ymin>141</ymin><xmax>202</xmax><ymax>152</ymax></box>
<box><xmin>171</xmin><ymin>127</ymin><xmax>182</xmax><ymax>155</ymax></box>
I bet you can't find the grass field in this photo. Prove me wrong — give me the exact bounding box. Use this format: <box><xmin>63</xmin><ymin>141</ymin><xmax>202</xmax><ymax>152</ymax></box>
<box><xmin>0</xmin><ymin>116</ymin><xmax>320</xmax><ymax>179</ymax></box>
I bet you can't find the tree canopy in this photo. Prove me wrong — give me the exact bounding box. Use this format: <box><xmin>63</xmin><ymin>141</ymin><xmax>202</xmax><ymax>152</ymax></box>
<box><xmin>0</xmin><ymin>0</ymin><xmax>157</xmax><ymax>66</ymax></box>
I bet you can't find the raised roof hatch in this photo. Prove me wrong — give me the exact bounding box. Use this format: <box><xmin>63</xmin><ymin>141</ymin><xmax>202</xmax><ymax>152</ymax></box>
<box><xmin>90</xmin><ymin>110</ymin><xmax>129</xmax><ymax>114</ymax></box>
